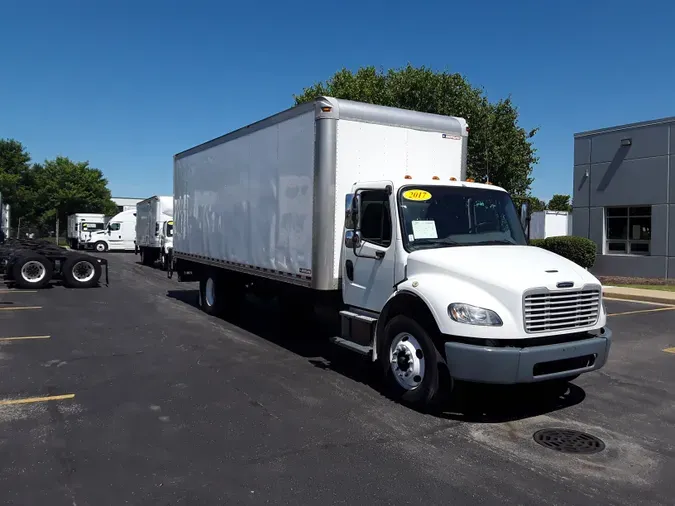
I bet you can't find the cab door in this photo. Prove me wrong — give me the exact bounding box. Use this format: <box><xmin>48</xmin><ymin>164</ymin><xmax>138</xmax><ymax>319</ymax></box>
<box><xmin>342</xmin><ymin>183</ymin><xmax>397</xmax><ymax>312</ymax></box>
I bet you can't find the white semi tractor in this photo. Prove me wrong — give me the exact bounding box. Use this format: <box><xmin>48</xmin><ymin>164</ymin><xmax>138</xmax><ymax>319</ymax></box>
<box><xmin>170</xmin><ymin>97</ymin><xmax>612</xmax><ymax>409</ymax></box>
<box><xmin>83</xmin><ymin>209</ymin><xmax>137</xmax><ymax>252</ymax></box>
<box><xmin>67</xmin><ymin>213</ymin><xmax>106</xmax><ymax>249</ymax></box>
<box><xmin>135</xmin><ymin>195</ymin><xmax>174</xmax><ymax>269</ymax></box>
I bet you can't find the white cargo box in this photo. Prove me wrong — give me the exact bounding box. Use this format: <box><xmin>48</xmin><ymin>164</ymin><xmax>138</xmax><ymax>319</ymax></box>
<box><xmin>529</xmin><ymin>210</ymin><xmax>572</xmax><ymax>240</ymax></box>
<box><xmin>136</xmin><ymin>196</ymin><xmax>173</xmax><ymax>248</ymax></box>
<box><xmin>174</xmin><ymin>97</ymin><xmax>468</xmax><ymax>290</ymax></box>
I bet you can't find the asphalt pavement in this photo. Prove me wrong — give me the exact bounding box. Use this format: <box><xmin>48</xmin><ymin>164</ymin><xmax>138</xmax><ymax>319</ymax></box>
<box><xmin>0</xmin><ymin>252</ymin><xmax>673</xmax><ymax>505</ymax></box>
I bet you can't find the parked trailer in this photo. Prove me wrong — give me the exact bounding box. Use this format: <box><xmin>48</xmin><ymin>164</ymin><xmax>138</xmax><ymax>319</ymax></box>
<box><xmin>170</xmin><ymin>97</ymin><xmax>612</xmax><ymax>410</ymax></box>
<box><xmin>0</xmin><ymin>238</ymin><xmax>108</xmax><ymax>289</ymax></box>
<box><xmin>67</xmin><ymin>213</ymin><xmax>106</xmax><ymax>249</ymax></box>
<box><xmin>135</xmin><ymin>195</ymin><xmax>174</xmax><ymax>269</ymax></box>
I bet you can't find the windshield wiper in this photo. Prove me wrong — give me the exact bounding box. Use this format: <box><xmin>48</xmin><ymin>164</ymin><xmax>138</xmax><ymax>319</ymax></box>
<box><xmin>411</xmin><ymin>238</ymin><xmax>460</xmax><ymax>249</ymax></box>
<box><xmin>471</xmin><ymin>240</ymin><xmax>517</xmax><ymax>245</ymax></box>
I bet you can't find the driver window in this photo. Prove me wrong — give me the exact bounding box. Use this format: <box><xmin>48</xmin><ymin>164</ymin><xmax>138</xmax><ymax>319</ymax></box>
<box><xmin>109</xmin><ymin>223</ymin><xmax>121</xmax><ymax>231</ymax></box>
<box><xmin>359</xmin><ymin>190</ymin><xmax>392</xmax><ymax>247</ymax></box>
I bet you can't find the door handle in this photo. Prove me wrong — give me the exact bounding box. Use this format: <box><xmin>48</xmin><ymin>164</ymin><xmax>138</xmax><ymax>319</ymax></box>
<box><xmin>375</xmin><ymin>251</ymin><xmax>385</xmax><ymax>260</ymax></box>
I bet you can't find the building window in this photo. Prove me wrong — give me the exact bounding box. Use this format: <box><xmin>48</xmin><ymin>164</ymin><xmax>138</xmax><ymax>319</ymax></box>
<box><xmin>605</xmin><ymin>206</ymin><xmax>651</xmax><ymax>255</ymax></box>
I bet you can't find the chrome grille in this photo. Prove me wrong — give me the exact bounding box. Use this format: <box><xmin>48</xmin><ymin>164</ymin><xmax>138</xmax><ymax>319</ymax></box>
<box><xmin>524</xmin><ymin>287</ymin><xmax>601</xmax><ymax>333</ymax></box>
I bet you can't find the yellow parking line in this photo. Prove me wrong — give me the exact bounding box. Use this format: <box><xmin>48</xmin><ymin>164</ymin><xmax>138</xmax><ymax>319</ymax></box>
<box><xmin>0</xmin><ymin>335</ymin><xmax>50</xmax><ymax>341</ymax></box>
<box><xmin>608</xmin><ymin>306</ymin><xmax>675</xmax><ymax>317</ymax></box>
<box><xmin>663</xmin><ymin>347</ymin><xmax>675</xmax><ymax>354</ymax></box>
<box><xmin>0</xmin><ymin>394</ymin><xmax>75</xmax><ymax>406</ymax></box>
<box><xmin>0</xmin><ymin>306</ymin><xmax>42</xmax><ymax>311</ymax></box>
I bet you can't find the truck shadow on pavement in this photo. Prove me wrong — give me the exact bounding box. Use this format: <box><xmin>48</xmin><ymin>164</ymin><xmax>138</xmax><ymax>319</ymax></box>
<box><xmin>167</xmin><ymin>288</ymin><xmax>586</xmax><ymax>423</ymax></box>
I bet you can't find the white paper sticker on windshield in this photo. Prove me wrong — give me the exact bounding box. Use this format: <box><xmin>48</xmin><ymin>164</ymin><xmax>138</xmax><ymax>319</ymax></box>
<box><xmin>412</xmin><ymin>220</ymin><xmax>438</xmax><ymax>239</ymax></box>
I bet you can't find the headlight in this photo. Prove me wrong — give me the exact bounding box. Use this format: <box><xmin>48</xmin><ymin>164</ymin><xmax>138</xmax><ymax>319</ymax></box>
<box><xmin>448</xmin><ymin>303</ymin><xmax>503</xmax><ymax>326</ymax></box>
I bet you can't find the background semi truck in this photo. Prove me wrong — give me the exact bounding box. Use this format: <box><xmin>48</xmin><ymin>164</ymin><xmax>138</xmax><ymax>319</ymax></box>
<box><xmin>67</xmin><ymin>213</ymin><xmax>106</xmax><ymax>249</ymax></box>
<box><xmin>83</xmin><ymin>209</ymin><xmax>137</xmax><ymax>252</ymax></box>
<box><xmin>135</xmin><ymin>195</ymin><xmax>174</xmax><ymax>269</ymax></box>
<box><xmin>170</xmin><ymin>97</ymin><xmax>612</xmax><ymax>409</ymax></box>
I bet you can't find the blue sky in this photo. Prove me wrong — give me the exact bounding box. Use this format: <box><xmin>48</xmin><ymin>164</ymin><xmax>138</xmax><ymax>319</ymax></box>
<box><xmin>1</xmin><ymin>0</ymin><xmax>674</xmax><ymax>202</ymax></box>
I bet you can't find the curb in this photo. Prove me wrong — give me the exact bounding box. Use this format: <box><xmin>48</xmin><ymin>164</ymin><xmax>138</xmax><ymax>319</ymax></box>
<box><xmin>603</xmin><ymin>290</ymin><xmax>675</xmax><ymax>306</ymax></box>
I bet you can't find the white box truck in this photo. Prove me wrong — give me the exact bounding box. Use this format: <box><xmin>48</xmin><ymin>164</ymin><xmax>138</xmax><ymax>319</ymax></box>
<box><xmin>67</xmin><ymin>213</ymin><xmax>106</xmax><ymax>249</ymax></box>
<box><xmin>170</xmin><ymin>97</ymin><xmax>612</xmax><ymax>409</ymax></box>
<box><xmin>135</xmin><ymin>195</ymin><xmax>174</xmax><ymax>269</ymax></box>
<box><xmin>530</xmin><ymin>210</ymin><xmax>572</xmax><ymax>240</ymax></box>
<box><xmin>83</xmin><ymin>209</ymin><xmax>137</xmax><ymax>252</ymax></box>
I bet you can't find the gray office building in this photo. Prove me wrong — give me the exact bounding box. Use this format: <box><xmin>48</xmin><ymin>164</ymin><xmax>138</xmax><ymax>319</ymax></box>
<box><xmin>573</xmin><ymin>116</ymin><xmax>675</xmax><ymax>279</ymax></box>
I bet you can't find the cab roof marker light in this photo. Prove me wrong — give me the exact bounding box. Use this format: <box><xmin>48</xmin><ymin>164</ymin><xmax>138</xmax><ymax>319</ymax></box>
<box><xmin>449</xmin><ymin>177</ymin><xmax>457</xmax><ymax>181</ymax></box>
<box><xmin>465</xmin><ymin>178</ymin><xmax>475</xmax><ymax>183</ymax></box>
<box><xmin>432</xmin><ymin>176</ymin><xmax>440</xmax><ymax>180</ymax></box>
<box><xmin>404</xmin><ymin>175</ymin><xmax>412</xmax><ymax>180</ymax></box>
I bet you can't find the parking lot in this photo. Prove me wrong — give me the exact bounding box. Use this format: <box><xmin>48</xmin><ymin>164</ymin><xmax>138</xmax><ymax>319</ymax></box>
<box><xmin>0</xmin><ymin>252</ymin><xmax>673</xmax><ymax>505</ymax></box>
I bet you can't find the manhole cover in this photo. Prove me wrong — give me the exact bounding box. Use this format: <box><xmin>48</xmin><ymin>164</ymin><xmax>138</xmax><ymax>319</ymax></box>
<box><xmin>533</xmin><ymin>428</ymin><xmax>605</xmax><ymax>454</ymax></box>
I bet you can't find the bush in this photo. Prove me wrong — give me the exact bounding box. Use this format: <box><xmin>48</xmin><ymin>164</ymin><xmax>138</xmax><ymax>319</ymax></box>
<box><xmin>529</xmin><ymin>236</ymin><xmax>597</xmax><ymax>269</ymax></box>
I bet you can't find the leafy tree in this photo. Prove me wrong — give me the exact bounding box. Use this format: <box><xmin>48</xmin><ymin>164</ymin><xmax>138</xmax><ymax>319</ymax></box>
<box><xmin>0</xmin><ymin>139</ymin><xmax>32</xmax><ymax>221</ymax></box>
<box><xmin>294</xmin><ymin>65</ymin><xmax>539</xmax><ymax>195</ymax></box>
<box><xmin>529</xmin><ymin>197</ymin><xmax>547</xmax><ymax>213</ymax></box>
<box><xmin>547</xmin><ymin>194</ymin><xmax>572</xmax><ymax>212</ymax></box>
<box><xmin>22</xmin><ymin>157</ymin><xmax>118</xmax><ymax>234</ymax></box>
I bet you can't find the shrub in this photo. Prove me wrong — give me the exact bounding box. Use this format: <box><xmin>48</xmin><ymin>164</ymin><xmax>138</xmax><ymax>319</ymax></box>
<box><xmin>529</xmin><ymin>236</ymin><xmax>597</xmax><ymax>269</ymax></box>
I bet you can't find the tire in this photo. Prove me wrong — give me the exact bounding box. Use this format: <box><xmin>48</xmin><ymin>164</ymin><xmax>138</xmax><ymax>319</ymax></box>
<box><xmin>198</xmin><ymin>271</ymin><xmax>244</xmax><ymax>317</ymax></box>
<box><xmin>94</xmin><ymin>241</ymin><xmax>108</xmax><ymax>253</ymax></box>
<box><xmin>380</xmin><ymin>315</ymin><xmax>443</xmax><ymax>409</ymax></box>
<box><xmin>199</xmin><ymin>273</ymin><xmax>225</xmax><ymax>316</ymax></box>
<box><xmin>11</xmin><ymin>254</ymin><xmax>53</xmax><ymax>289</ymax></box>
<box><xmin>61</xmin><ymin>255</ymin><xmax>102</xmax><ymax>288</ymax></box>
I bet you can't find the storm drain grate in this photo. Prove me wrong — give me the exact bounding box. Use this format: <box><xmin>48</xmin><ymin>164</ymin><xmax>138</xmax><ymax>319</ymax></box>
<box><xmin>533</xmin><ymin>428</ymin><xmax>605</xmax><ymax>454</ymax></box>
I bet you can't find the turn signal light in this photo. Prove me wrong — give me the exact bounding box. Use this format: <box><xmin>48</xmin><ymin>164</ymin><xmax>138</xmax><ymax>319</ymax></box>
<box><xmin>321</xmin><ymin>106</ymin><xmax>332</xmax><ymax>112</ymax></box>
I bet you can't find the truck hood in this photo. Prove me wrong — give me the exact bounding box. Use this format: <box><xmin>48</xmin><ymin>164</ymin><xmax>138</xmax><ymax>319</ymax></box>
<box><xmin>406</xmin><ymin>245</ymin><xmax>600</xmax><ymax>293</ymax></box>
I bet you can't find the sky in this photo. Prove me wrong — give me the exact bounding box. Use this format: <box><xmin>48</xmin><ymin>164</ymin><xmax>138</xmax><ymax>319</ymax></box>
<box><xmin>2</xmin><ymin>0</ymin><xmax>674</xmax><ymax>203</ymax></box>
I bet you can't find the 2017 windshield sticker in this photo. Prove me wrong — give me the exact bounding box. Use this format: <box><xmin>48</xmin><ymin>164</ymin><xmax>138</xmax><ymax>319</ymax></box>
<box><xmin>402</xmin><ymin>189</ymin><xmax>432</xmax><ymax>201</ymax></box>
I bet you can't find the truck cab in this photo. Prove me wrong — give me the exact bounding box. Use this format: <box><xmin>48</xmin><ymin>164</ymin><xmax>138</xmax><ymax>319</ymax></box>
<box><xmin>84</xmin><ymin>210</ymin><xmax>137</xmax><ymax>252</ymax></box>
<box><xmin>337</xmin><ymin>177</ymin><xmax>610</xmax><ymax>406</ymax></box>
<box><xmin>159</xmin><ymin>219</ymin><xmax>173</xmax><ymax>269</ymax></box>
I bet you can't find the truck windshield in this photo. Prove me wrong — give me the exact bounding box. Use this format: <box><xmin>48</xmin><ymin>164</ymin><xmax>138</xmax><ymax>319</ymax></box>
<box><xmin>82</xmin><ymin>223</ymin><xmax>105</xmax><ymax>231</ymax></box>
<box><xmin>397</xmin><ymin>185</ymin><xmax>527</xmax><ymax>251</ymax></box>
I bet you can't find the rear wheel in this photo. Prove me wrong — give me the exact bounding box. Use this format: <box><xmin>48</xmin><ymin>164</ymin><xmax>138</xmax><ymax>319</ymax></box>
<box><xmin>62</xmin><ymin>255</ymin><xmax>102</xmax><ymax>288</ymax></box>
<box><xmin>380</xmin><ymin>315</ymin><xmax>443</xmax><ymax>410</ymax></box>
<box><xmin>12</xmin><ymin>254</ymin><xmax>53</xmax><ymax>289</ymax></box>
<box><xmin>198</xmin><ymin>271</ymin><xmax>244</xmax><ymax>317</ymax></box>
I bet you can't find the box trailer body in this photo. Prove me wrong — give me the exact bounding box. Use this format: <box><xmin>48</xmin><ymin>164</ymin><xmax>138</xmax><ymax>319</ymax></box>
<box><xmin>171</xmin><ymin>97</ymin><xmax>612</xmax><ymax>410</ymax></box>
<box><xmin>174</xmin><ymin>97</ymin><xmax>468</xmax><ymax>291</ymax></box>
<box><xmin>66</xmin><ymin>213</ymin><xmax>106</xmax><ymax>249</ymax></box>
<box><xmin>83</xmin><ymin>209</ymin><xmax>137</xmax><ymax>252</ymax></box>
<box><xmin>135</xmin><ymin>195</ymin><xmax>174</xmax><ymax>268</ymax></box>
<box><xmin>530</xmin><ymin>211</ymin><xmax>572</xmax><ymax>240</ymax></box>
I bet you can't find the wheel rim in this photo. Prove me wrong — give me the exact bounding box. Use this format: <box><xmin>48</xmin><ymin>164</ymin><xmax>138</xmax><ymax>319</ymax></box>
<box><xmin>389</xmin><ymin>332</ymin><xmax>425</xmax><ymax>391</ymax></box>
<box><xmin>205</xmin><ymin>277</ymin><xmax>216</xmax><ymax>307</ymax></box>
<box><xmin>21</xmin><ymin>261</ymin><xmax>46</xmax><ymax>283</ymax></box>
<box><xmin>72</xmin><ymin>261</ymin><xmax>95</xmax><ymax>282</ymax></box>
<box><xmin>96</xmin><ymin>243</ymin><xmax>105</xmax><ymax>252</ymax></box>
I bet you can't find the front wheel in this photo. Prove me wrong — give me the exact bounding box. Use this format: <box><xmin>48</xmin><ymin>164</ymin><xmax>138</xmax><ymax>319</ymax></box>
<box><xmin>380</xmin><ymin>315</ymin><xmax>443</xmax><ymax>409</ymax></box>
<box><xmin>94</xmin><ymin>241</ymin><xmax>108</xmax><ymax>253</ymax></box>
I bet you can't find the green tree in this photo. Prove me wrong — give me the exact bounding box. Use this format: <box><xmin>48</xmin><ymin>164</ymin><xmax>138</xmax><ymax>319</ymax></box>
<box><xmin>547</xmin><ymin>194</ymin><xmax>572</xmax><ymax>212</ymax></box>
<box><xmin>529</xmin><ymin>197</ymin><xmax>547</xmax><ymax>213</ymax></box>
<box><xmin>0</xmin><ymin>139</ymin><xmax>32</xmax><ymax>221</ymax></box>
<box><xmin>294</xmin><ymin>65</ymin><xmax>539</xmax><ymax>195</ymax></box>
<box><xmin>25</xmin><ymin>157</ymin><xmax>118</xmax><ymax>234</ymax></box>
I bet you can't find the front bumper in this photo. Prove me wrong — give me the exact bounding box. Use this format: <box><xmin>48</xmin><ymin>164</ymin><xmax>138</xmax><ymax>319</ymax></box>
<box><xmin>444</xmin><ymin>327</ymin><xmax>612</xmax><ymax>384</ymax></box>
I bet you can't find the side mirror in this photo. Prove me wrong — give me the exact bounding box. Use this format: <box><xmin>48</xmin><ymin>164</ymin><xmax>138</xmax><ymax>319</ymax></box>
<box><xmin>520</xmin><ymin>201</ymin><xmax>531</xmax><ymax>240</ymax></box>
